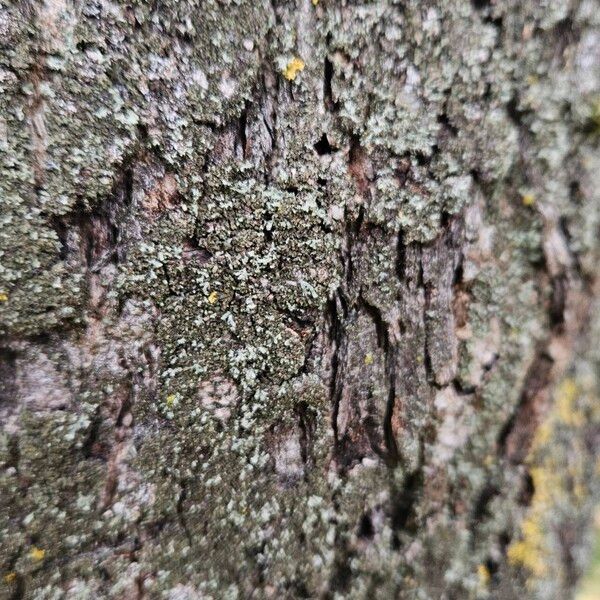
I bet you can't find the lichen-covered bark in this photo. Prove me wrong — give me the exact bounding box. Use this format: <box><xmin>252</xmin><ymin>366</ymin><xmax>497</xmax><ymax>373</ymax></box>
<box><xmin>1</xmin><ymin>0</ymin><xmax>600</xmax><ymax>598</ymax></box>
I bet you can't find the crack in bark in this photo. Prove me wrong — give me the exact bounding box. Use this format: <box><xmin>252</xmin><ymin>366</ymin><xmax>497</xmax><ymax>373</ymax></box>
<box><xmin>176</xmin><ymin>480</ymin><xmax>194</xmax><ymax>547</ymax></box>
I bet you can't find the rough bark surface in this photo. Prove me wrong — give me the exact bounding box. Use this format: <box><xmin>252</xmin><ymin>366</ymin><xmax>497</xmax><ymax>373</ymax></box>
<box><xmin>1</xmin><ymin>1</ymin><xmax>600</xmax><ymax>598</ymax></box>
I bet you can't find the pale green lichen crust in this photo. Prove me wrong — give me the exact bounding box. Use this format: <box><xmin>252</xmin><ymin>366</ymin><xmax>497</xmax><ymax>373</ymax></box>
<box><xmin>1</xmin><ymin>0</ymin><xmax>600</xmax><ymax>598</ymax></box>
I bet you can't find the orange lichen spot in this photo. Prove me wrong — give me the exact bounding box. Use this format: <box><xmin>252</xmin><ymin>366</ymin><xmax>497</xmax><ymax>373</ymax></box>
<box><xmin>0</xmin><ymin>292</ymin><xmax>7</xmax><ymax>302</ymax></box>
<box><xmin>208</xmin><ymin>291</ymin><xmax>218</xmax><ymax>304</ymax></box>
<box><xmin>477</xmin><ymin>564</ymin><xmax>490</xmax><ymax>586</ymax></box>
<box><xmin>521</xmin><ymin>193</ymin><xmax>535</xmax><ymax>207</ymax></box>
<box><xmin>29</xmin><ymin>547</ymin><xmax>45</xmax><ymax>561</ymax></box>
<box><xmin>283</xmin><ymin>57</ymin><xmax>305</xmax><ymax>81</ymax></box>
<box><xmin>3</xmin><ymin>572</ymin><xmax>17</xmax><ymax>583</ymax></box>
<box><xmin>364</xmin><ymin>353</ymin><xmax>374</xmax><ymax>366</ymax></box>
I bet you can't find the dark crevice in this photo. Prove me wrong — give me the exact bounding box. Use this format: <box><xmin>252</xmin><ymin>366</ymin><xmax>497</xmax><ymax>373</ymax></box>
<box><xmin>483</xmin><ymin>81</ymin><xmax>492</xmax><ymax>101</ymax></box>
<box><xmin>357</xmin><ymin>512</ymin><xmax>375</xmax><ymax>540</ymax></box>
<box><xmin>470</xmin><ymin>484</ymin><xmax>499</xmax><ymax>530</ymax></box>
<box><xmin>81</xmin><ymin>404</ymin><xmax>104</xmax><ymax>460</ymax></box>
<box><xmin>296</xmin><ymin>401</ymin><xmax>316</xmax><ymax>475</ymax></box>
<box><xmin>314</xmin><ymin>133</ymin><xmax>337</xmax><ymax>156</ymax></box>
<box><xmin>329</xmin><ymin>541</ymin><xmax>354</xmax><ymax>593</ymax></box>
<box><xmin>550</xmin><ymin>273</ymin><xmax>567</xmax><ymax>327</ymax></box>
<box><xmin>505</xmin><ymin>93</ymin><xmax>524</xmax><ymax>128</ymax></box>
<box><xmin>422</xmin><ymin>281</ymin><xmax>437</xmax><ymax>387</ymax></box>
<box><xmin>359</xmin><ymin>297</ymin><xmax>400</xmax><ymax>466</ymax></box>
<box><xmin>437</xmin><ymin>111</ymin><xmax>458</xmax><ymax>137</ymax></box>
<box><xmin>115</xmin><ymin>382</ymin><xmax>133</xmax><ymax>427</ymax></box>
<box><xmin>485</xmin><ymin>557</ymin><xmax>499</xmax><ymax>583</ymax></box>
<box><xmin>51</xmin><ymin>216</ymin><xmax>70</xmax><ymax>261</ymax></box>
<box><xmin>0</xmin><ymin>348</ymin><xmax>18</xmax><ymax>408</ymax></box>
<box><xmin>471</xmin><ymin>0</ymin><xmax>503</xmax><ymax>29</ymax></box>
<box><xmin>290</xmin><ymin>582</ymin><xmax>311</xmax><ymax>599</ymax></box>
<box><xmin>348</xmin><ymin>135</ymin><xmax>371</xmax><ymax>197</ymax></box>
<box><xmin>52</xmin><ymin>165</ymin><xmax>134</xmax><ymax>273</ymax></box>
<box><xmin>75</xmin><ymin>40</ymin><xmax>99</xmax><ymax>53</ymax></box>
<box><xmin>497</xmin><ymin>351</ymin><xmax>554</xmax><ymax>463</ymax></box>
<box><xmin>390</xmin><ymin>468</ymin><xmax>423</xmax><ymax>548</ymax></box>
<box><xmin>558</xmin><ymin>216</ymin><xmax>585</xmax><ymax>284</ymax></box>
<box><xmin>414</xmin><ymin>150</ymin><xmax>431</xmax><ymax>167</ymax></box>
<box><xmin>395</xmin><ymin>157</ymin><xmax>411</xmax><ymax>186</ymax></box>
<box><xmin>416</xmin><ymin>247</ymin><xmax>425</xmax><ymax>288</ymax></box>
<box><xmin>8</xmin><ymin>571</ymin><xmax>25</xmax><ymax>600</ymax></box>
<box><xmin>359</xmin><ymin>298</ymin><xmax>389</xmax><ymax>353</ymax></box>
<box><xmin>452</xmin><ymin>258</ymin><xmax>464</xmax><ymax>287</ymax></box>
<box><xmin>323</xmin><ymin>52</ymin><xmax>339</xmax><ymax>112</ymax></box>
<box><xmin>395</xmin><ymin>230</ymin><xmax>406</xmax><ymax>280</ymax></box>
<box><xmin>176</xmin><ymin>481</ymin><xmax>194</xmax><ymax>546</ymax></box>
<box><xmin>328</xmin><ymin>293</ymin><xmax>345</xmax><ymax>452</ymax></box>
<box><xmin>238</xmin><ymin>103</ymin><xmax>248</xmax><ymax>159</ymax></box>
<box><xmin>519</xmin><ymin>470</ymin><xmax>535</xmax><ymax>506</ymax></box>
<box><xmin>452</xmin><ymin>378</ymin><xmax>476</xmax><ymax>396</ymax></box>
<box><xmin>263</xmin><ymin>210</ymin><xmax>274</xmax><ymax>243</ymax></box>
<box><xmin>552</xmin><ymin>16</ymin><xmax>579</xmax><ymax>66</ymax></box>
<box><xmin>182</xmin><ymin>237</ymin><xmax>212</xmax><ymax>265</ymax></box>
<box><xmin>7</xmin><ymin>435</ymin><xmax>20</xmax><ymax>478</ymax></box>
<box><xmin>382</xmin><ymin>374</ymin><xmax>400</xmax><ymax>467</ymax></box>
<box><xmin>161</xmin><ymin>263</ymin><xmax>176</xmax><ymax>297</ymax></box>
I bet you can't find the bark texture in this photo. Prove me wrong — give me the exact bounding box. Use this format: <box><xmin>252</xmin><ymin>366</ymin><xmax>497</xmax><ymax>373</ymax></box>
<box><xmin>1</xmin><ymin>0</ymin><xmax>600</xmax><ymax>598</ymax></box>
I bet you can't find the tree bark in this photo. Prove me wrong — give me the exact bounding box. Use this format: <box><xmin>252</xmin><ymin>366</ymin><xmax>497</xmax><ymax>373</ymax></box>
<box><xmin>1</xmin><ymin>1</ymin><xmax>600</xmax><ymax>598</ymax></box>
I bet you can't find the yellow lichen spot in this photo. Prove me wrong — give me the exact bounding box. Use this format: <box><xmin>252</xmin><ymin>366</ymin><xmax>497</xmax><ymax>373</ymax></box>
<box><xmin>3</xmin><ymin>572</ymin><xmax>17</xmax><ymax>584</ymax></box>
<box><xmin>526</xmin><ymin>74</ymin><xmax>539</xmax><ymax>86</ymax></box>
<box><xmin>574</xmin><ymin>482</ymin><xmax>585</xmax><ymax>500</ymax></box>
<box><xmin>521</xmin><ymin>516</ymin><xmax>543</xmax><ymax>541</ymax></box>
<box><xmin>477</xmin><ymin>564</ymin><xmax>490</xmax><ymax>586</ymax></box>
<box><xmin>207</xmin><ymin>291</ymin><xmax>218</xmax><ymax>304</ymax></box>
<box><xmin>507</xmin><ymin>539</ymin><xmax>528</xmax><ymax>567</ymax></box>
<box><xmin>507</xmin><ymin>465</ymin><xmax>559</xmax><ymax>578</ymax></box>
<box><xmin>556</xmin><ymin>377</ymin><xmax>584</xmax><ymax>426</ymax></box>
<box><xmin>283</xmin><ymin>57</ymin><xmax>305</xmax><ymax>81</ymax></box>
<box><xmin>0</xmin><ymin>292</ymin><xmax>7</xmax><ymax>302</ymax></box>
<box><xmin>312</xmin><ymin>0</ymin><xmax>319</xmax><ymax>5</ymax></box>
<box><xmin>521</xmin><ymin>193</ymin><xmax>536</xmax><ymax>206</ymax></box>
<box><xmin>591</xmin><ymin>98</ymin><xmax>600</xmax><ymax>131</ymax></box>
<box><xmin>165</xmin><ymin>394</ymin><xmax>176</xmax><ymax>408</ymax></box>
<box><xmin>364</xmin><ymin>353</ymin><xmax>374</xmax><ymax>366</ymax></box>
<box><xmin>507</xmin><ymin>526</ymin><xmax>547</xmax><ymax>577</ymax></box>
<box><xmin>29</xmin><ymin>547</ymin><xmax>45</xmax><ymax>561</ymax></box>
<box><xmin>530</xmin><ymin>466</ymin><xmax>556</xmax><ymax>506</ymax></box>
<box><xmin>533</xmin><ymin>420</ymin><xmax>552</xmax><ymax>448</ymax></box>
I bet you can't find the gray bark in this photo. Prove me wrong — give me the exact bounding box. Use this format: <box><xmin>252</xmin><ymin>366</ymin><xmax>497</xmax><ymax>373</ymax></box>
<box><xmin>1</xmin><ymin>0</ymin><xmax>600</xmax><ymax>598</ymax></box>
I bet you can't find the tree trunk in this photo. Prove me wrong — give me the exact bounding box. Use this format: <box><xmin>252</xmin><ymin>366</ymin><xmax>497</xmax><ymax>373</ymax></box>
<box><xmin>1</xmin><ymin>1</ymin><xmax>600</xmax><ymax>598</ymax></box>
